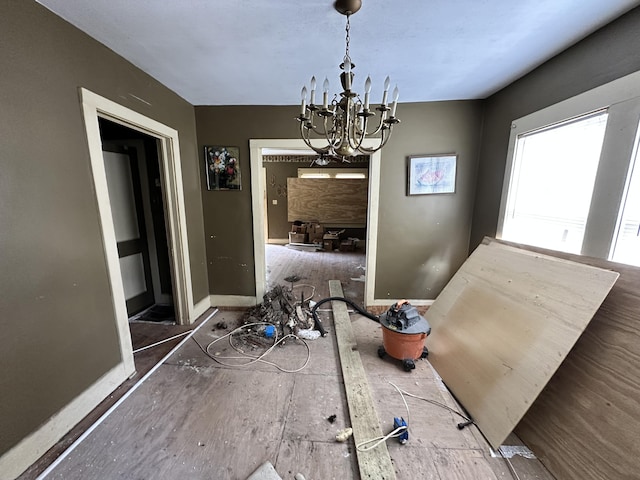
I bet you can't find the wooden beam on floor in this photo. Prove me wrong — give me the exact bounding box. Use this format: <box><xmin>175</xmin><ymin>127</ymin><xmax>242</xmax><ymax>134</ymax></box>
<box><xmin>329</xmin><ymin>280</ymin><xmax>396</xmax><ymax>480</ymax></box>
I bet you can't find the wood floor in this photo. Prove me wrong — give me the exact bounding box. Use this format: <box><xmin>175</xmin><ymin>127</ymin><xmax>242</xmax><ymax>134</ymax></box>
<box><xmin>25</xmin><ymin>245</ymin><xmax>556</xmax><ymax>480</ymax></box>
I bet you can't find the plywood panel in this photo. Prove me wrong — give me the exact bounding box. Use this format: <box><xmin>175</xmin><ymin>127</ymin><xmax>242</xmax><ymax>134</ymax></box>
<box><xmin>488</xmin><ymin>239</ymin><xmax>640</xmax><ymax>480</ymax></box>
<box><xmin>425</xmin><ymin>240</ymin><xmax>619</xmax><ymax>449</ymax></box>
<box><xmin>287</xmin><ymin>178</ymin><xmax>368</xmax><ymax>224</ymax></box>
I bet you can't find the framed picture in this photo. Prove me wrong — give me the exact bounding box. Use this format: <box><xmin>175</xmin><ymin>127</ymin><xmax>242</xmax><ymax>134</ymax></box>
<box><xmin>204</xmin><ymin>146</ymin><xmax>241</xmax><ymax>190</ymax></box>
<box><xmin>407</xmin><ymin>154</ymin><xmax>457</xmax><ymax>195</ymax></box>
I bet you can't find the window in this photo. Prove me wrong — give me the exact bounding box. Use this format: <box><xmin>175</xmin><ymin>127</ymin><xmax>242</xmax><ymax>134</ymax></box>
<box><xmin>501</xmin><ymin>111</ymin><xmax>608</xmax><ymax>254</ymax></box>
<box><xmin>498</xmin><ymin>70</ymin><xmax>640</xmax><ymax>265</ymax></box>
<box><xmin>610</xmin><ymin>125</ymin><xmax>640</xmax><ymax>266</ymax></box>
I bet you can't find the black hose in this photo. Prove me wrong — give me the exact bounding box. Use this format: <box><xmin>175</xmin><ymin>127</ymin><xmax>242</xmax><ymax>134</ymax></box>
<box><xmin>311</xmin><ymin>296</ymin><xmax>380</xmax><ymax>337</ymax></box>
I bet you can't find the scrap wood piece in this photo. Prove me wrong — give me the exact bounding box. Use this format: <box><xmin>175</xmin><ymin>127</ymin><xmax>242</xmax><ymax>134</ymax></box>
<box><xmin>329</xmin><ymin>280</ymin><xmax>396</xmax><ymax>480</ymax></box>
<box><xmin>425</xmin><ymin>238</ymin><xmax>619</xmax><ymax>449</ymax></box>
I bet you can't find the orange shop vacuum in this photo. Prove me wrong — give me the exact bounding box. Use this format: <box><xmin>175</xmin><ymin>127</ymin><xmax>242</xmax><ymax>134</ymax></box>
<box><xmin>310</xmin><ymin>297</ymin><xmax>431</xmax><ymax>372</ymax></box>
<box><xmin>378</xmin><ymin>300</ymin><xmax>431</xmax><ymax>371</ymax></box>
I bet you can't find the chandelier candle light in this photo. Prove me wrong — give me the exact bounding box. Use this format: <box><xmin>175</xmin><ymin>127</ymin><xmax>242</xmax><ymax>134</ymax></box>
<box><xmin>297</xmin><ymin>0</ymin><xmax>400</xmax><ymax>160</ymax></box>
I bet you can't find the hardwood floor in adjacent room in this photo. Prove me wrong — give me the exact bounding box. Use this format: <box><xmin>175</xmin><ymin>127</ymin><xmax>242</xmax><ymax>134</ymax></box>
<box><xmin>25</xmin><ymin>245</ymin><xmax>555</xmax><ymax>480</ymax></box>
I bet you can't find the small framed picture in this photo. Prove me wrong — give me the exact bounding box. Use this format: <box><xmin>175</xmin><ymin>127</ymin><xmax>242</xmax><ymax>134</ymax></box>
<box><xmin>204</xmin><ymin>146</ymin><xmax>241</xmax><ymax>190</ymax></box>
<box><xmin>407</xmin><ymin>154</ymin><xmax>457</xmax><ymax>195</ymax></box>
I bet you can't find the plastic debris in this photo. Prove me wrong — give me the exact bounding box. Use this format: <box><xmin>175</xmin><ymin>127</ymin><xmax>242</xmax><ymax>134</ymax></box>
<box><xmin>297</xmin><ymin>329</ymin><xmax>321</xmax><ymax>340</ymax></box>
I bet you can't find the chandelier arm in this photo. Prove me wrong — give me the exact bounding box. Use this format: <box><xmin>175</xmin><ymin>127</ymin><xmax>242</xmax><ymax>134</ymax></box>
<box><xmin>348</xmin><ymin>113</ymin><xmax>367</xmax><ymax>152</ymax></box>
<box><xmin>357</xmin><ymin>126</ymin><xmax>394</xmax><ymax>154</ymax></box>
<box><xmin>300</xmin><ymin>121</ymin><xmax>331</xmax><ymax>155</ymax></box>
<box><xmin>327</xmin><ymin>111</ymin><xmax>346</xmax><ymax>152</ymax></box>
<box><xmin>361</xmin><ymin>108</ymin><xmax>390</xmax><ymax>137</ymax></box>
<box><xmin>309</xmin><ymin>116</ymin><xmax>330</xmax><ymax>137</ymax></box>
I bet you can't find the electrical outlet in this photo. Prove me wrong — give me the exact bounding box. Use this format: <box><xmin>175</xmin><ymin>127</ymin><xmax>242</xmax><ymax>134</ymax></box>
<box><xmin>272</xmin><ymin>199</ymin><xmax>278</xmax><ymax>205</ymax></box>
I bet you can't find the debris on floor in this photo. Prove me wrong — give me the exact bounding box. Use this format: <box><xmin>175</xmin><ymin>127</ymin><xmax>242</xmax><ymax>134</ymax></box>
<box><xmin>241</xmin><ymin>284</ymin><xmax>319</xmax><ymax>341</ymax></box>
<box><xmin>335</xmin><ymin>427</ymin><xmax>353</xmax><ymax>442</ymax></box>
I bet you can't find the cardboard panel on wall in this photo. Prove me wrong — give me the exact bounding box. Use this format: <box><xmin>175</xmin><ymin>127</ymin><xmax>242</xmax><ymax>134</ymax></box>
<box><xmin>425</xmin><ymin>239</ymin><xmax>619</xmax><ymax>449</ymax></box>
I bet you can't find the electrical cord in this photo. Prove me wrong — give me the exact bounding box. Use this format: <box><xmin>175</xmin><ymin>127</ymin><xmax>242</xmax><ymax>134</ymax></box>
<box><xmin>355</xmin><ymin>382</ymin><xmax>410</xmax><ymax>452</ymax></box>
<box><xmin>191</xmin><ymin>322</ymin><xmax>311</xmax><ymax>373</ymax></box>
<box><xmin>132</xmin><ymin>330</ymin><xmax>192</xmax><ymax>354</ymax></box>
<box><xmin>394</xmin><ymin>388</ymin><xmax>473</xmax><ymax>424</ymax></box>
<box><xmin>355</xmin><ymin>380</ymin><xmax>475</xmax><ymax>453</ymax></box>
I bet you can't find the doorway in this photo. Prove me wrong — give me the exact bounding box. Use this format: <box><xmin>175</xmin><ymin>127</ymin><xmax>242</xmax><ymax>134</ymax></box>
<box><xmin>80</xmin><ymin>88</ymin><xmax>196</xmax><ymax>377</ymax></box>
<box><xmin>249</xmin><ymin>139</ymin><xmax>382</xmax><ymax>306</ymax></box>
<box><xmin>99</xmin><ymin>119</ymin><xmax>174</xmax><ymax>321</ymax></box>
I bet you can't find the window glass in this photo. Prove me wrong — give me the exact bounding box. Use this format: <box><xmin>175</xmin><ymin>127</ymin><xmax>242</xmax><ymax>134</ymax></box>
<box><xmin>610</xmin><ymin>126</ymin><xmax>640</xmax><ymax>266</ymax></box>
<box><xmin>501</xmin><ymin>111</ymin><xmax>608</xmax><ymax>254</ymax></box>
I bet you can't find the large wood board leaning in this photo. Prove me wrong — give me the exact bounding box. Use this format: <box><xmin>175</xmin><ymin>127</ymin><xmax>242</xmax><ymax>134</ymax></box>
<box><xmin>491</xmin><ymin>239</ymin><xmax>640</xmax><ymax>480</ymax></box>
<box><xmin>425</xmin><ymin>238</ymin><xmax>619</xmax><ymax>449</ymax></box>
<box><xmin>287</xmin><ymin>178</ymin><xmax>368</xmax><ymax>224</ymax></box>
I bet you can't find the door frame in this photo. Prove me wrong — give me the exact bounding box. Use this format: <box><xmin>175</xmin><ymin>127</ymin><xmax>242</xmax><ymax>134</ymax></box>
<box><xmin>80</xmin><ymin>88</ymin><xmax>195</xmax><ymax>369</ymax></box>
<box><xmin>249</xmin><ymin>139</ymin><xmax>382</xmax><ymax>306</ymax></box>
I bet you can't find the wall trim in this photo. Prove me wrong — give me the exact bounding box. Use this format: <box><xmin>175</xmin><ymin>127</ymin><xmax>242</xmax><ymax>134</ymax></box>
<box><xmin>0</xmin><ymin>363</ymin><xmax>130</xmax><ymax>480</ymax></box>
<box><xmin>193</xmin><ymin>296</ymin><xmax>212</xmax><ymax>319</ymax></box>
<box><xmin>267</xmin><ymin>238</ymin><xmax>289</xmax><ymax>245</ymax></box>
<box><xmin>210</xmin><ymin>294</ymin><xmax>258</xmax><ymax>307</ymax></box>
<box><xmin>249</xmin><ymin>139</ymin><xmax>382</xmax><ymax>306</ymax></box>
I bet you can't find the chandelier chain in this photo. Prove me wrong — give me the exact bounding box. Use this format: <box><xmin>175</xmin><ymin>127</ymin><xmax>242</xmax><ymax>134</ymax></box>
<box><xmin>345</xmin><ymin>15</ymin><xmax>351</xmax><ymax>63</ymax></box>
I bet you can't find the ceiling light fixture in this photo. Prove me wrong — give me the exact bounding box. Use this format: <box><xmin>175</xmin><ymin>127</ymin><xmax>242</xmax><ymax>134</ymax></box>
<box><xmin>297</xmin><ymin>0</ymin><xmax>400</xmax><ymax>160</ymax></box>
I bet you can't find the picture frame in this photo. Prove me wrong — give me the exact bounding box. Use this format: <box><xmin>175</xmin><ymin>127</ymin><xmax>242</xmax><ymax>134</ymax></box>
<box><xmin>204</xmin><ymin>146</ymin><xmax>241</xmax><ymax>190</ymax></box>
<box><xmin>407</xmin><ymin>154</ymin><xmax>457</xmax><ymax>195</ymax></box>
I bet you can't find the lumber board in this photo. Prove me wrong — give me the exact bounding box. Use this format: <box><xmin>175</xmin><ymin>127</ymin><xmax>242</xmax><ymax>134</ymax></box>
<box><xmin>489</xmin><ymin>238</ymin><xmax>640</xmax><ymax>480</ymax></box>
<box><xmin>329</xmin><ymin>280</ymin><xmax>396</xmax><ymax>480</ymax></box>
<box><xmin>425</xmin><ymin>240</ymin><xmax>619</xmax><ymax>449</ymax></box>
<box><xmin>287</xmin><ymin>178</ymin><xmax>368</xmax><ymax>224</ymax></box>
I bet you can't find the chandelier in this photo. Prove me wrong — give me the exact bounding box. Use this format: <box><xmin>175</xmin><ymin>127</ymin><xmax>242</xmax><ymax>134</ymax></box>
<box><xmin>296</xmin><ymin>0</ymin><xmax>400</xmax><ymax>160</ymax></box>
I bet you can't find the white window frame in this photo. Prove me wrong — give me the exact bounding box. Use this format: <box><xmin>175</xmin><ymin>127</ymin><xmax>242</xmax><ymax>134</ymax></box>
<box><xmin>498</xmin><ymin>70</ymin><xmax>640</xmax><ymax>259</ymax></box>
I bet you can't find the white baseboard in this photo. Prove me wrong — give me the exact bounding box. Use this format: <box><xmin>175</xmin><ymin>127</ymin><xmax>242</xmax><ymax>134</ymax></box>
<box><xmin>192</xmin><ymin>296</ymin><xmax>211</xmax><ymax>320</ymax></box>
<box><xmin>209</xmin><ymin>294</ymin><xmax>258</xmax><ymax>307</ymax></box>
<box><xmin>0</xmin><ymin>362</ymin><xmax>131</xmax><ymax>480</ymax></box>
<box><xmin>267</xmin><ymin>238</ymin><xmax>289</xmax><ymax>245</ymax></box>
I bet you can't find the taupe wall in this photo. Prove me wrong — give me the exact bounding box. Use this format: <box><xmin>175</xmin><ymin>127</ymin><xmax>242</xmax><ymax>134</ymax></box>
<box><xmin>0</xmin><ymin>2</ymin><xmax>208</xmax><ymax>456</ymax></box>
<box><xmin>196</xmin><ymin>106</ymin><xmax>299</xmax><ymax>296</ymax></box>
<box><xmin>374</xmin><ymin>101</ymin><xmax>484</xmax><ymax>299</ymax></box>
<box><xmin>470</xmin><ymin>6</ymin><xmax>640</xmax><ymax>250</ymax></box>
<box><xmin>196</xmin><ymin>101</ymin><xmax>483</xmax><ymax>300</ymax></box>
<box><xmin>266</xmin><ymin>161</ymin><xmax>308</xmax><ymax>239</ymax></box>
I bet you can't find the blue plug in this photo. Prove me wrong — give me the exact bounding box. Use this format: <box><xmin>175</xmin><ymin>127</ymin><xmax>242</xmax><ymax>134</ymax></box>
<box><xmin>393</xmin><ymin>417</ymin><xmax>408</xmax><ymax>444</ymax></box>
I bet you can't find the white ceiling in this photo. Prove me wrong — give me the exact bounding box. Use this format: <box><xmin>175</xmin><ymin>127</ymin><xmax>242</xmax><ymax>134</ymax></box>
<box><xmin>38</xmin><ymin>0</ymin><xmax>639</xmax><ymax>106</ymax></box>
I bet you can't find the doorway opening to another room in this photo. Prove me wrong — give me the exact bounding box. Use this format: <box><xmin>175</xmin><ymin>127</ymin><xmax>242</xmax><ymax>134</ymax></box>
<box><xmin>99</xmin><ymin>119</ymin><xmax>175</xmax><ymax>323</ymax></box>
<box><xmin>80</xmin><ymin>88</ymin><xmax>195</xmax><ymax>377</ymax></box>
<box><xmin>250</xmin><ymin>139</ymin><xmax>383</xmax><ymax>307</ymax></box>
